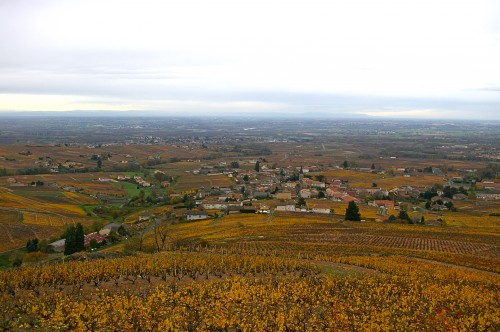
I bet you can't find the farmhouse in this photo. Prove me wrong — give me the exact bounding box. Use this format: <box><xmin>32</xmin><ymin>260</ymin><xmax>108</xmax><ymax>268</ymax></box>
<box><xmin>328</xmin><ymin>191</ymin><xmax>345</xmax><ymax>201</ymax></box>
<box><xmin>476</xmin><ymin>192</ymin><xmax>500</xmax><ymax>200</ymax></box>
<box><xmin>425</xmin><ymin>219</ymin><xmax>442</xmax><ymax>226</ymax></box>
<box><xmin>431</xmin><ymin>196</ymin><xmax>451</xmax><ymax>203</ymax></box>
<box><xmin>258</xmin><ymin>204</ymin><xmax>271</xmax><ymax>214</ymax></box>
<box><xmin>185</xmin><ymin>211</ymin><xmax>209</xmax><ymax>221</ymax></box>
<box><xmin>311</xmin><ymin>205</ymin><xmax>331</xmax><ymax>214</ymax></box>
<box><xmin>452</xmin><ymin>193</ymin><xmax>467</xmax><ymax>200</ymax></box>
<box><xmin>371</xmin><ymin>200</ymin><xmax>395</xmax><ymax>209</ymax></box>
<box><xmin>99</xmin><ymin>223</ymin><xmax>122</xmax><ymax>236</ymax></box>
<box><xmin>48</xmin><ymin>239</ymin><xmax>66</xmax><ymax>253</ymax></box>
<box><xmin>341</xmin><ymin>195</ymin><xmax>360</xmax><ymax>203</ymax></box>
<box><xmin>480</xmin><ymin>181</ymin><xmax>500</xmax><ymax>190</ymax></box>
<box><xmin>303</xmin><ymin>179</ymin><xmax>326</xmax><ymax>188</ymax></box>
<box><xmin>283</xmin><ymin>182</ymin><xmax>299</xmax><ymax>190</ymax></box>
<box><xmin>84</xmin><ymin>233</ymin><xmax>107</xmax><ymax>249</ymax></box>
<box><xmin>138</xmin><ymin>212</ymin><xmax>155</xmax><ymax>221</ymax></box>
<box><xmin>227</xmin><ymin>206</ymin><xmax>242</xmax><ymax>214</ymax></box>
<box><xmin>276</xmin><ymin>201</ymin><xmax>296</xmax><ymax>212</ymax></box>
<box><xmin>201</xmin><ymin>201</ymin><xmax>242</xmax><ymax>210</ymax></box>
<box><xmin>254</xmin><ymin>191</ymin><xmax>270</xmax><ymax>199</ymax></box>
<box><xmin>329</xmin><ymin>179</ymin><xmax>343</xmax><ymax>187</ymax></box>
<box><xmin>300</xmin><ymin>189</ymin><xmax>311</xmax><ymax>198</ymax></box>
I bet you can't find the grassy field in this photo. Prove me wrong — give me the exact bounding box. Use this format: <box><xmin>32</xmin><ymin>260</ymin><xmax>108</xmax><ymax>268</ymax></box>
<box><xmin>112</xmin><ymin>181</ymin><xmax>152</xmax><ymax>197</ymax></box>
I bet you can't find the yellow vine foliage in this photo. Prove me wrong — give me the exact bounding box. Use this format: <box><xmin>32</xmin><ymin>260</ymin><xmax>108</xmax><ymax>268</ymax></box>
<box><xmin>0</xmin><ymin>251</ymin><xmax>498</xmax><ymax>331</ymax></box>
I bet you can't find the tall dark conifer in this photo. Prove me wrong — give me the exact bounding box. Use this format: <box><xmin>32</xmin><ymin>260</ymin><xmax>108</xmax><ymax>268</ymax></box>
<box><xmin>64</xmin><ymin>223</ymin><xmax>85</xmax><ymax>255</ymax></box>
<box><xmin>345</xmin><ymin>201</ymin><xmax>361</xmax><ymax>221</ymax></box>
<box><xmin>75</xmin><ymin>223</ymin><xmax>85</xmax><ymax>252</ymax></box>
<box><xmin>64</xmin><ymin>225</ymin><xmax>75</xmax><ymax>255</ymax></box>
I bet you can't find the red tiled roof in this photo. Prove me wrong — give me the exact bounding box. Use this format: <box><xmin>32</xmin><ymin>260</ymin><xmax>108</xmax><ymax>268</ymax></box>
<box><xmin>84</xmin><ymin>233</ymin><xmax>107</xmax><ymax>248</ymax></box>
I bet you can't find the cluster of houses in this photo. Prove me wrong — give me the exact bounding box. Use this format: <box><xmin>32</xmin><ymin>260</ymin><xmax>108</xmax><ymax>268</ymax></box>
<box><xmin>174</xmin><ymin>162</ymin><xmax>500</xmax><ymax>218</ymax></box>
<box><xmin>476</xmin><ymin>181</ymin><xmax>500</xmax><ymax>200</ymax></box>
<box><xmin>179</xmin><ymin>165</ymin><xmax>386</xmax><ymax>216</ymax></box>
<box><xmin>48</xmin><ymin>223</ymin><xmax>122</xmax><ymax>253</ymax></box>
<box><xmin>33</xmin><ymin>156</ymin><xmax>85</xmax><ymax>173</ymax></box>
<box><xmin>132</xmin><ymin>175</ymin><xmax>151</xmax><ymax>187</ymax></box>
<box><xmin>114</xmin><ymin>174</ymin><xmax>151</xmax><ymax>187</ymax></box>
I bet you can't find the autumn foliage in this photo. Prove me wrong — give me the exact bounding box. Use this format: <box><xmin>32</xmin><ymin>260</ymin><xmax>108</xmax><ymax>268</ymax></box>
<box><xmin>0</xmin><ymin>250</ymin><xmax>498</xmax><ymax>331</ymax></box>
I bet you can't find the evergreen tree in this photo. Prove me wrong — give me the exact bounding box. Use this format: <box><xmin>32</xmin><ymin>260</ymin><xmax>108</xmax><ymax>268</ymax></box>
<box><xmin>296</xmin><ymin>197</ymin><xmax>306</xmax><ymax>207</ymax></box>
<box><xmin>185</xmin><ymin>197</ymin><xmax>196</xmax><ymax>210</ymax></box>
<box><xmin>64</xmin><ymin>225</ymin><xmax>76</xmax><ymax>255</ymax></box>
<box><xmin>118</xmin><ymin>225</ymin><xmax>128</xmax><ymax>236</ymax></box>
<box><xmin>26</xmin><ymin>238</ymin><xmax>39</xmax><ymax>253</ymax></box>
<box><xmin>75</xmin><ymin>223</ymin><xmax>85</xmax><ymax>252</ymax></box>
<box><xmin>345</xmin><ymin>201</ymin><xmax>361</xmax><ymax>221</ymax></box>
<box><xmin>255</xmin><ymin>161</ymin><xmax>260</xmax><ymax>172</ymax></box>
<box><xmin>342</xmin><ymin>160</ymin><xmax>349</xmax><ymax>169</ymax></box>
<box><xmin>398</xmin><ymin>210</ymin><xmax>411</xmax><ymax>222</ymax></box>
<box><xmin>64</xmin><ymin>223</ymin><xmax>85</xmax><ymax>255</ymax></box>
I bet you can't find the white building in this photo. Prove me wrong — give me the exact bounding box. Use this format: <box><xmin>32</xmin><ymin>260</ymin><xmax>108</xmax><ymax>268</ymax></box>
<box><xmin>186</xmin><ymin>211</ymin><xmax>209</xmax><ymax>221</ymax></box>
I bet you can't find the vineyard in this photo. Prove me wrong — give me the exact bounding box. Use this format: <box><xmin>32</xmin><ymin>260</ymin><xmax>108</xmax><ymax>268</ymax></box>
<box><xmin>1</xmin><ymin>205</ymin><xmax>498</xmax><ymax>330</ymax></box>
<box><xmin>22</xmin><ymin>212</ymin><xmax>90</xmax><ymax>228</ymax></box>
<box><xmin>0</xmin><ymin>186</ymin><xmax>97</xmax><ymax>252</ymax></box>
<box><xmin>0</xmin><ymin>210</ymin><xmax>61</xmax><ymax>252</ymax></box>
<box><xmin>0</xmin><ymin>191</ymin><xmax>86</xmax><ymax>216</ymax></box>
<box><xmin>0</xmin><ymin>137</ymin><xmax>498</xmax><ymax>330</ymax></box>
<box><xmin>0</xmin><ymin>251</ymin><xmax>498</xmax><ymax>331</ymax></box>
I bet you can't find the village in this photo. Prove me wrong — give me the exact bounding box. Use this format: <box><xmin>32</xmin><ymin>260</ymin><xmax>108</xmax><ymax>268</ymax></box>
<box><xmin>96</xmin><ymin>158</ymin><xmax>500</xmax><ymax>228</ymax></box>
<box><xmin>5</xmin><ymin>155</ymin><xmax>492</xmax><ymax>257</ymax></box>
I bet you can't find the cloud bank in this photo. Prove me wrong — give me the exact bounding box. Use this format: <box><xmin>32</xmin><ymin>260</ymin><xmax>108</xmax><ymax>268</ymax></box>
<box><xmin>0</xmin><ymin>0</ymin><xmax>499</xmax><ymax>119</ymax></box>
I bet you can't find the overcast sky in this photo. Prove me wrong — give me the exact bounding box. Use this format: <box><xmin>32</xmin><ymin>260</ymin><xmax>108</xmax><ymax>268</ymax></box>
<box><xmin>1</xmin><ymin>0</ymin><xmax>499</xmax><ymax>119</ymax></box>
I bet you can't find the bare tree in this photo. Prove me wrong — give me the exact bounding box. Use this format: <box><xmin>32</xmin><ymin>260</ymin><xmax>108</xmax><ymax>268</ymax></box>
<box><xmin>154</xmin><ymin>220</ymin><xmax>171</xmax><ymax>252</ymax></box>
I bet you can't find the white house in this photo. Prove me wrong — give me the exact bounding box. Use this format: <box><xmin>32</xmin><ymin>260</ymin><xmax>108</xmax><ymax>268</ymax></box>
<box><xmin>186</xmin><ymin>211</ymin><xmax>209</xmax><ymax>221</ymax></box>
<box><xmin>276</xmin><ymin>203</ymin><xmax>296</xmax><ymax>212</ymax></box>
<box><xmin>311</xmin><ymin>206</ymin><xmax>331</xmax><ymax>214</ymax></box>
<box><xmin>202</xmin><ymin>201</ymin><xmax>242</xmax><ymax>210</ymax></box>
<box><xmin>476</xmin><ymin>193</ymin><xmax>500</xmax><ymax>200</ymax></box>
